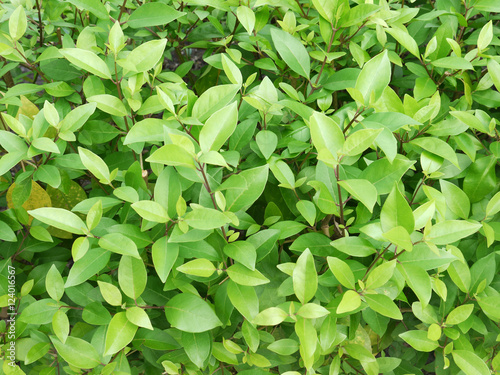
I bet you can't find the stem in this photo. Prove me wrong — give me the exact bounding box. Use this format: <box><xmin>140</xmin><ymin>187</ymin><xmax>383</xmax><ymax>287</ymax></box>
<box><xmin>35</xmin><ymin>0</ymin><xmax>44</xmax><ymax>47</ymax></box>
<box><xmin>117</xmin><ymin>0</ymin><xmax>127</xmax><ymax>22</ymax></box>
<box><xmin>334</xmin><ymin>165</ymin><xmax>345</xmax><ymax>236</ymax></box>
<box><xmin>197</xmin><ymin>162</ymin><xmax>227</xmax><ymax>241</ymax></box>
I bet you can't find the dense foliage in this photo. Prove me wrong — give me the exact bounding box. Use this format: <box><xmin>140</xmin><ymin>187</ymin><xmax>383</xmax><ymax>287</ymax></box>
<box><xmin>1</xmin><ymin>0</ymin><xmax>500</xmax><ymax>374</ymax></box>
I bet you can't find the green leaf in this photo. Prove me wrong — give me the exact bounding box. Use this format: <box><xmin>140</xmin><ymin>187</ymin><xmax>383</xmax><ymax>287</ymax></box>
<box><xmin>78</xmin><ymin>147</ymin><xmax>111</xmax><ymax>183</ymax></box>
<box><xmin>126</xmin><ymin>306</ymin><xmax>153</xmax><ymax>330</ymax></box>
<box><xmin>131</xmin><ymin>200</ymin><xmax>169</xmax><ymax>223</ymax></box>
<box><xmin>32</xmin><ymin>137</ymin><xmax>60</xmax><ymax>153</ymax></box>
<box><xmin>87</xmin><ymin>94</ymin><xmax>127</xmax><ymax>117</ymax></box>
<box><xmin>227</xmin><ymin>280</ymin><xmax>259</xmax><ymax>321</ymax></box>
<box><xmin>486</xmin><ymin>191</ymin><xmax>500</xmax><ymax>217</ymax></box>
<box><xmin>19</xmin><ymin>299</ymin><xmax>60</xmax><ymax>324</ymax></box>
<box><xmin>256</xmin><ymin>130</ymin><xmax>278</xmax><ymax>160</ymax></box>
<box><xmin>355</xmin><ymin>50</ymin><xmax>391</xmax><ymax>104</ymax></box>
<box><xmin>51</xmin><ymin>336</ymin><xmax>100</xmax><ymax>369</ymax></box>
<box><xmin>60</xmin><ymin>48</ymin><xmax>112</xmax><ymax>79</ymax></box>
<box><xmin>440</xmin><ymin>180</ymin><xmax>470</xmax><ymax>219</ymax></box>
<box><xmin>97</xmin><ymin>281</ymin><xmax>122</xmax><ymax>306</ymax></box>
<box><xmin>296</xmin><ymin>200</ymin><xmax>316</xmax><ymax>226</ymax></box>
<box><xmin>146</xmin><ymin>144</ymin><xmax>196</xmax><ymax>169</ymax></box>
<box><xmin>399</xmin><ymin>330</ymin><xmax>439</xmax><ymax>352</ymax></box>
<box><xmin>398</xmin><ymin>263</ymin><xmax>432</xmax><ymax>308</ymax></box>
<box><xmin>177</xmin><ymin>258</ymin><xmax>216</xmax><ymax>277</ymax></box>
<box><xmin>192</xmin><ymin>84</ymin><xmax>240</xmax><ymax>122</ymax></box>
<box><xmin>104</xmin><ymin>312</ymin><xmax>138</xmax><ymax>356</ymax></box>
<box><xmin>182</xmin><ymin>331</ymin><xmax>211</xmax><ymax>368</ymax></box>
<box><xmin>336</xmin><ymin>290</ymin><xmax>361</xmax><ymax>314</ymax></box>
<box><xmin>487</xmin><ymin>59</ymin><xmax>500</xmax><ymax>92</ymax></box>
<box><xmin>431</xmin><ymin>56</ymin><xmax>474</xmax><ymax>70</ymax></box>
<box><xmin>365</xmin><ymin>260</ymin><xmax>396</xmax><ymax>290</ymax></box>
<box><xmin>338</xmin><ymin>179</ymin><xmax>377</xmax><ymax>213</ymax></box>
<box><xmin>0</xmin><ymin>220</ymin><xmax>17</xmax><ymax>242</ymax></box>
<box><xmin>218</xmin><ymin>165</ymin><xmax>269</xmax><ymax>212</ymax></box>
<box><xmin>309</xmin><ymin>111</ymin><xmax>344</xmax><ymax>157</ymax></box>
<box><xmin>327</xmin><ymin>257</ymin><xmax>356</xmax><ymax>289</ymax></box>
<box><xmin>330</xmin><ymin>237</ymin><xmax>376</xmax><ymax>257</ymax></box>
<box><xmin>9</xmin><ymin>6</ymin><xmax>27</xmax><ymax>41</ymax></box>
<box><xmin>297</xmin><ymin>303</ymin><xmax>330</xmax><ymax>319</ymax></box>
<box><xmin>237</xmin><ymin>6</ymin><xmax>255</xmax><ymax>35</ymax></box>
<box><xmin>463</xmin><ymin>155</ymin><xmax>496</xmax><ymax>203</ymax></box>
<box><xmin>200</xmin><ymin>101</ymin><xmax>238</xmax><ymax>153</ymax></box>
<box><xmin>445</xmin><ymin>304</ymin><xmax>474</xmax><ymax>325</ymax></box>
<box><xmin>60</xmin><ymin>103</ymin><xmax>97</xmax><ymax>132</ymax></box>
<box><xmin>165</xmin><ymin>293</ymin><xmax>222</xmax><ymax>333</ymax></box>
<box><xmin>385</xmin><ymin>27</ymin><xmax>419</xmax><ymax>58</ymax></box>
<box><xmin>478</xmin><ymin>21</ymin><xmax>493</xmax><ymax>52</ymax></box>
<box><xmin>99</xmin><ymin>233</ymin><xmax>140</xmax><ymax>259</ymax></box>
<box><xmin>364</xmin><ymin>294</ymin><xmax>402</xmax><ymax>320</ymax></box>
<box><xmin>448</xmin><ymin>260</ymin><xmax>471</xmax><ymax>293</ymax></box>
<box><xmin>46</xmin><ymin>265</ymin><xmax>64</xmax><ymax>301</ymax></box>
<box><xmin>119</xmin><ymin>256</ymin><xmax>147</xmax><ymax>300</ymax></box>
<box><xmin>253</xmin><ymin>307</ymin><xmax>288</xmax><ymax>326</ymax></box>
<box><xmin>221</xmin><ymin>54</ymin><xmax>243</xmax><ymax>85</ymax></box>
<box><xmin>452</xmin><ymin>350</ymin><xmax>490</xmax><ymax>375</ymax></box>
<box><xmin>28</xmin><ymin>207</ymin><xmax>87</xmax><ymax>235</ymax></box>
<box><xmin>343</xmin><ymin>128</ymin><xmax>382</xmax><ymax>156</ymax></box>
<box><xmin>152</xmin><ymin>236</ymin><xmax>178</xmax><ymax>283</ymax></box>
<box><xmin>65</xmin><ymin>248</ymin><xmax>110</xmax><ymax>287</ymax></box>
<box><xmin>293</xmin><ymin>249</ymin><xmax>317</xmax><ymax>304</ymax></box>
<box><xmin>271</xmin><ymin>28</ymin><xmax>310</xmax><ymax>79</ymax></box>
<box><xmin>380</xmin><ymin>183</ymin><xmax>414</xmax><ymax>235</ymax></box>
<box><xmin>226</xmin><ymin>263</ymin><xmax>270</xmax><ymax>286</ymax></box>
<box><xmin>67</xmin><ymin>0</ymin><xmax>109</xmax><ymax>19</ymax></box>
<box><xmin>410</xmin><ymin>137</ymin><xmax>459</xmax><ymax>167</ymax></box>
<box><xmin>184</xmin><ymin>206</ymin><xmax>231</xmax><ymax>230</ymax></box>
<box><xmin>267</xmin><ymin>339</ymin><xmax>299</xmax><ymax>356</ymax></box>
<box><xmin>117</xmin><ymin>39</ymin><xmax>168</xmax><ymax>73</ymax></box>
<box><xmin>270</xmin><ymin>159</ymin><xmax>295</xmax><ymax>189</ymax></box>
<box><xmin>360</xmin><ymin>155</ymin><xmax>415</xmax><ymax>195</ymax></box>
<box><xmin>127</xmin><ymin>2</ymin><xmax>186</xmax><ymax>28</ymax></box>
<box><xmin>427</xmin><ymin>220</ymin><xmax>481</xmax><ymax>245</ymax></box>
<box><xmin>224</xmin><ymin>241</ymin><xmax>256</xmax><ymax>271</ymax></box>
<box><xmin>383</xmin><ymin>226</ymin><xmax>413</xmax><ymax>252</ymax></box>
<box><xmin>52</xmin><ymin>310</ymin><xmax>69</xmax><ymax>344</ymax></box>
<box><xmin>295</xmin><ymin>317</ymin><xmax>317</xmax><ymax>370</ymax></box>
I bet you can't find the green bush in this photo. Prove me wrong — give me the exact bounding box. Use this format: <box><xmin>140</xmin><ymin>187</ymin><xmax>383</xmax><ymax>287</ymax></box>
<box><xmin>1</xmin><ymin>0</ymin><xmax>500</xmax><ymax>374</ymax></box>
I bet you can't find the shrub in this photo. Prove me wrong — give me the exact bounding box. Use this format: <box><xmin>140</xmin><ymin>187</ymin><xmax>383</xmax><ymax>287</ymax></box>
<box><xmin>1</xmin><ymin>0</ymin><xmax>500</xmax><ymax>374</ymax></box>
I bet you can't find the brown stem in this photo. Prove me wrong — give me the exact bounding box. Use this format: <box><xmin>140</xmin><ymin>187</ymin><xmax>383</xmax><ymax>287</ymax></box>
<box><xmin>117</xmin><ymin>0</ymin><xmax>128</xmax><ymax>22</ymax></box>
<box><xmin>197</xmin><ymin>163</ymin><xmax>227</xmax><ymax>241</ymax></box>
<box><xmin>35</xmin><ymin>0</ymin><xmax>44</xmax><ymax>46</ymax></box>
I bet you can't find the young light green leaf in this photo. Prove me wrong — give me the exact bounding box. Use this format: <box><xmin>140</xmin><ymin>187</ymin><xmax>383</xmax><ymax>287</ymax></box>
<box><xmin>338</xmin><ymin>179</ymin><xmax>377</xmax><ymax>213</ymax></box>
<box><xmin>271</xmin><ymin>28</ymin><xmax>310</xmax><ymax>79</ymax></box>
<box><xmin>200</xmin><ymin>101</ymin><xmax>238</xmax><ymax>153</ymax></box>
<box><xmin>226</xmin><ymin>263</ymin><xmax>270</xmax><ymax>286</ymax></box>
<box><xmin>9</xmin><ymin>6</ymin><xmax>27</xmax><ymax>41</ymax></box>
<box><xmin>184</xmin><ymin>206</ymin><xmax>231</xmax><ymax>230</ymax></box>
<box><xmin>293</xmin><ymin>249</ymin><xmax>317</xmax><ymax>304</ymax></box>
<box><xmin>65</xmin><ymin>248</ymin><xmax>110</xmax><ymax>287</ymax></box>
<box><xmin>104</xmin><ymin>312</ymin><xmax>138</xmax><ymax>356</ymax></box>
<box><xmin>445</xmin><ymin>304</ymin><xmax>474</xmax><ymax>326</ymax></box>
<box><xmin>126</xmin><ymin>306</ymin><xmax>153</xmax><ymax>330</ymax></box>
<box><xmin>60</xmin><ymin>48</ymin><xmax>112</xmax><ymax>80</ymax></box>
<box><xmin>146</xmin><ymin>144</ymin><xmax>196</xmax><ymax>169</ymax></box>
<box><xmin>131</xmin><ymin>200</ymin><xmax>169</xmax><ymax>223</ymax></box>
<box><xmin>336</xmin><ymin>290</ymin><xmax>361</xmax><ymax>314</ymax></box>
<box><xmin>327</xmin><ymin>257</ymin><xmax>356</xmax><ymax>290</ymax></box>
<box><xmin>221</xmin><ymin>54</ymin><xmax>242</xmax><ymax>85</ymax></box>
<box><xmin>355</xmin><ymin>50</ymin><xmax>391</xmax><ymax>104</ymax></box>
<box><xmin>152</xmin><ymin>236</ymin><xmax>178</xmax><ymax>283</ymax></box>
<box><xmin>452</xmin><ymin>350</ymin><xmax>490</xmax><ymax>375</ymax></box>
<box><xmin>399</xmin><ymin>330</ymin><xmax>439</xmax><ymax>352</ymax></box>
<box><xmin>46</xmin><ymin>265</ymin><xmax>64</xmax><ymax>301</ymax></box>
<box><xmin>309</xmin><ymin>111</ymin><xmax>344</xmax><ymax>156</ymax></box>
<box><xmin>99</xmin><ymin>233</ymin><xmax>140</xmax><ymax>259</ymax></box>
<box><xmin>78</xmin><ymin>147</ymin><xmax>111</xmax><ymax>183</ymax></box>
<box><xmin>253</xmin><ymin>307</ymin><xmax>288</xmax><ymax>326</ymax></box>
<box><xmin>51</xmin><ymin>336</ymin><xmax>101</xmax><ymax>369</ymax></box>
<box><xmin>296</xmin><ymin>200</ymin><xmax>316</xmax><ymax>226</ymax></box>
<box><xmin>117</xmin><ymin>39</ymin><xmax>167</xmax><ymax>73</ymax></box>
<box><xmin>52</xmin><ymin>310</ymin><xmax>69</xmax><ymax>344</ymax></box>
<box><xmin>364</xmin><ymin>294</ymin><xmax>402</xmax><ymax>320</ymax></box>
<box><xmin>28</xmin><ymin>207</ymin><xmax>87</xmax><ymax>235</ymax></box>
<box><xmin>87</xmin><ymin>94</ymin><xmax>128</xmax><ymax>117</ymax></box>
<box><xmin>118</xmin><ymin>256</ymin><xmax>147</xmax><ymax>300</ymax></box>
<box><xmin>165</xmin><ymin>293</ymin><xmax>222</xmax><ymax>333</ymax></box>
<box><xmin>224</xmin><ymin>241</ymin><xmax>257</xmax><ymax>271</ymax></box>
<box><xmin>380</xmin><ymin>183</ymin><xmax>414</xmax><ymax>235</ymax></box>
<box><xmin>343</xmin><ymin>128</ymin><xmax>382</xmax><ymax>156</ymax></box>
<box><xmin>177</xmin><ymin>258</ymin><xmax>216</xmax><ymax>278</ymax></box>
<box><xmin>237</xmin><ymin>6</ymin><xmax>256</xmax><ymax>35</ymax></box>
<box><xmin>398</xmin><ymin>263</ymin><xmax>432</xmax><ymax>308</ymax></box>
<box><xmin>97</xmin><ymin>281</ymin><xmax>122</xmax><ymax>306</ymax></box>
